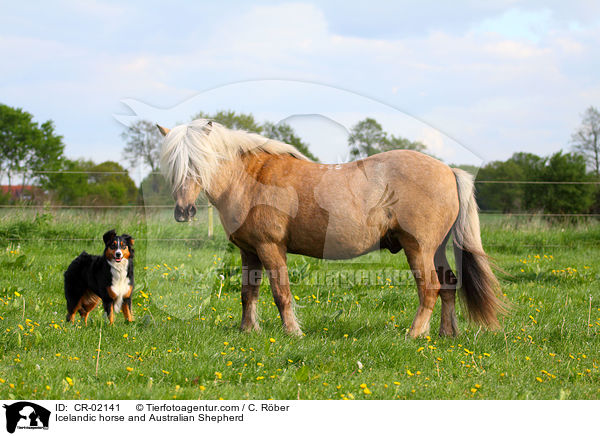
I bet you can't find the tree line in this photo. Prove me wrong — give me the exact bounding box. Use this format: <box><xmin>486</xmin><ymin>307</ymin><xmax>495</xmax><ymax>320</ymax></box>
<box><xmin>1</xmin><ymin>103</ymin><xmax>599</xmax><ymax>214</ymax></box>
<box><xmin>469</xmin><ymin>106</ymin><xmax>600</xmax><ymax>214</ymax></box>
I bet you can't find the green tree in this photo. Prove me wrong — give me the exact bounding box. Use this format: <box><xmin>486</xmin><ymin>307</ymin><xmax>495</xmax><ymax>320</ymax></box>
<box><xmin>571</xmin><ymin>106</ymin><xmax>600</xmax><ymax>177</ymax></box>
<box><xmin>476</xmin><ymin>152</ymin><xmax>544</xmax><ymax>212</ymax></box>
<box><xmin>86</xmin><ymin>161</ymin><xmax>137</xmax><ymax>205</ymax></box>
<box><xmin>476</xmin><ymin>151</ymin><xmax>593</xmax><ymax>214</ymax></box>
<box><xmin>47</xmin><ymin>160</ymin><xmax>137</xmax><ymax>205</ymax></box>
<box><xmin>45</xmin><ymin>159</ymin><xmax>91</xmax><ymax>205</ymax></box>
<box><xmin>476</xmin><ymin>159</ymin><xmax>527</xmax><ymax>212</ymax></box>
<box><xmin>121</xmin><ymin>119</ymin><xmax>163</xmax><ymax>172</ymax></box>
<box><xmin>0</xmin><ymin>104</ymin><xmax>65</xmax><ymax>195</ymax></box>
<box><xmin>191</xmin><ymin>110</ymin><xmax>319</xmax><ymax>160</ymax></box>
<box><xmin>261</xmin><ymin>121</ymin><xmax>319</xmax><ymax>161</ymax></box>
<box><xmin>538</xmin><ymin>151</ymin><xmax>594</xmax><ymax>214</ymax></box>
<box><xmin>139</xmin><ymin>172</ymin><xmax>172</xmax><ymax>205</ymax></box>
<box><xmin>192</xmin><ymin>110</ymin><xmax>262</xmax><ymax>133</ymax></box>
<box><xmin>348</xmin><ymin>117</ymin><xmax>426</xmax><ymax>158</ymax></box>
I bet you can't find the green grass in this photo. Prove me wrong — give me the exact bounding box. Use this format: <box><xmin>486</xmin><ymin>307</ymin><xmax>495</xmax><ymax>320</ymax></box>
<box><xmin>0</xmin><ymin>209</ymin><xmax>599</xmax><ymax>400</ymax></box>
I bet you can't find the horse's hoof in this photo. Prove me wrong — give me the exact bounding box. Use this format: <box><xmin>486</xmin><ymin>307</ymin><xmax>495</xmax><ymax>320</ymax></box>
<box><xmin>240</xmin><ymin>324</ymin><xmax>261</xmax><ymax>333</ymax></box>
<box><xmin>286</xmin><ymin>327</ymin><xmax>304</xmax><ymax>337</ymax></box>
<box><xmin>439</xmin><ymin>328</ymin><xmax>460</xmax><ymax>337</ymax></box>
<box><xmin>407</xmin><ymin>328</ymin><xmax>430</xmax><ymax>339</ymax></box>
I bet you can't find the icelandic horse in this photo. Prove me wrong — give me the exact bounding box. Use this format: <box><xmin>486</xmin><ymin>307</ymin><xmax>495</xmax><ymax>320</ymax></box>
<box><xmin>157</xmin><ymin>119</ymin><xmax>505</xmax><ymax>338</ymax></box>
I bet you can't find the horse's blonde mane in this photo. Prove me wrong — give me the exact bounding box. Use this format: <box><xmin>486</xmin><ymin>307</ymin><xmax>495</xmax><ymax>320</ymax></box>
<box><xmin>160</xmin><ymin>119</ymin><xmax>310</xmax><ymax>192</ymax></box>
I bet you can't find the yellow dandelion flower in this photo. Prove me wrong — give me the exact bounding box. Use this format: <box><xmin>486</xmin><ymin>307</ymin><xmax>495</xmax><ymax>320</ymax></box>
<box><xmin>215</xmin><ymin>372</ymin><xmax>222</xmax><ymax>379</ymax></box>
<box><xmin>126</xmin><ymin>367</ymin><xmax>133</xmax><ymax>372</ymax></box>
<box><xmin>269</xmin><ymin>338</ymin><xmax>276</xmax><ymax>343</ymax></box>
<box><xmin>363</xmin><ymin>388</ymin><xmax>372</xmax><ymax>395</ymax></box>
<box><xmin>65</xmin><ymin>377</ymin><xmax>73</xmax><ymax>386</ymax></box>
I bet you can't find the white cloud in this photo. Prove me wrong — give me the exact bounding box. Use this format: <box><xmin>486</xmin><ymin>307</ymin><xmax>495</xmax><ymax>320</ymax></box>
<box><xmin>1</xmin><ymin>1</ymin><xmax>599</xmax><ymax>169</ymax></box>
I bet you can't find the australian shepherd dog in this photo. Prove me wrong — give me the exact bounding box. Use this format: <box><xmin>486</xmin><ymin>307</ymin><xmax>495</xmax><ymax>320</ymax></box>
<box><xmin>64</xmin><ymin>229</ymin><xmax>135</xmax><ymax>325</ymax></box>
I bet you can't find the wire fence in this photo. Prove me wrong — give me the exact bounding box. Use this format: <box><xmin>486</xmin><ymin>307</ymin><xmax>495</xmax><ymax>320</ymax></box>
<box><xmin>1</xmin><ymin>172</ymin><xmax>599</xmax><ymax>248</ymax></box>
<box><xmin>1</xmin><ymin>205</ymin><xmax>599</xmax><ymax>218</ymax></box>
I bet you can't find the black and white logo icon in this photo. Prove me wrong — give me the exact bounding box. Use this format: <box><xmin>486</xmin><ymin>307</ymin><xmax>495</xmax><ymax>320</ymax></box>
<box><xmin>3</xmin><ymin>402</ymin><xmax>50</xmax><ymax>433</ymax></box>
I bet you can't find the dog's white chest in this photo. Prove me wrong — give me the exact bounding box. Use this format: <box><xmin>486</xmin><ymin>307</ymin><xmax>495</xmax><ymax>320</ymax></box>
<box><xmin>108</xmin><ymin>258</ymin><xmax>130</xmax><ymax>312</ymax></box>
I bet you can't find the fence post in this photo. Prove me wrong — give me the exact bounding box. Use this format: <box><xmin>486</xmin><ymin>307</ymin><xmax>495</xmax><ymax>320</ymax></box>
<box><xmin>207</xmin><ymin>202</ymin><xmax>214</xmax><ymax>239</ymax></box>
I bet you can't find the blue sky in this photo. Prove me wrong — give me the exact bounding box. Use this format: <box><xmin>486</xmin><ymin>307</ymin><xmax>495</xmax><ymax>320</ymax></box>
<box><xmin>2</xmin><ymin>1</ymin><xmax>599</xmax><ymax>177</ymax></box>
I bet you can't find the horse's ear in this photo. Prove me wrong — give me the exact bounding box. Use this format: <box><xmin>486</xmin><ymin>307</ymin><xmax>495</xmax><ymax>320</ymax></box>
<box><xmin>157</xmin><ymin>124</ymin><xmax>170</xmax><ymax>136</ymax></box>
<box><xmin>204</xmin><ymin>120</ymin><xmax>213</xmax><ymax>135</ymax></box>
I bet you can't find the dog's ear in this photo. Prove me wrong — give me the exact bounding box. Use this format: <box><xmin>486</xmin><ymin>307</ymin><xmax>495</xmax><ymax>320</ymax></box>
<box><xmin>103</xmin><ymin>229</ymin><xmax>117</xmax><ymax>245</ymax></box>
<box><xmin>122</xmin><ymin>234</ymin><xmax>134</xmax><ymax>246</ymax></box>
<box><xmin>122</xmin><ymin>234</ymin><xmax>135</xmax><ymax>258</ymax></box>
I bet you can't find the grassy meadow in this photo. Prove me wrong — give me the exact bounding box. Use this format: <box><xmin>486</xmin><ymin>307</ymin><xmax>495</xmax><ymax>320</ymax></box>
<box><xmin>0</xmin><ymin>207</ymin><xmax>599</xmax><ymax>400</ymax></box>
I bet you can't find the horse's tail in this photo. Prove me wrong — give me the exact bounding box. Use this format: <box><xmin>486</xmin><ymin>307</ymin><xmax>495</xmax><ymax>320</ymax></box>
<box><xmin>451</xmin><ymin>168</ymin><xmax>506</xmax><ymax>328</ymax></box>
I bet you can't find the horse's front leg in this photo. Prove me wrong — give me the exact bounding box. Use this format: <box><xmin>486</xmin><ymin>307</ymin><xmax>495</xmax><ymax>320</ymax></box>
<box><xmin>240</xmin><ymin>249</ymin><xmax>263</xmax><ymax>332</ymax></box>
<box><xmin>256</xmin><ymin>243</ymin><xmax>303</xmax><ymax>336</ymax></box>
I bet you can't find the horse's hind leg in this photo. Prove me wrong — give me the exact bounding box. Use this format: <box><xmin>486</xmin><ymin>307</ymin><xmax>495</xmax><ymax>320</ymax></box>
<box><xmin>240</xmin><ymin>249</ymin><xmax>263</xmax><ymax>332</ymax></box>
<box><xmin>435</xmin><ymin>244</ymin><xmax>459</xmax><ymax>337</ymax></box>
<box><xmin>404</xmin><ymin>243</ymin><xmax>440</xmax><ymax>338</ymax></box>
<box><xmin>256</xmin><ymin>243</ymin><xmax>303</xmax><ymax>336</ymax></box>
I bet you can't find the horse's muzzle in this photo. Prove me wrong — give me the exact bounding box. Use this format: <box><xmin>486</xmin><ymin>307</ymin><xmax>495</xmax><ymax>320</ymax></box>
<box><xmin>174</xmin><ymin>204</ymin><xmax>196</xmax><ymax>222</ymax></box>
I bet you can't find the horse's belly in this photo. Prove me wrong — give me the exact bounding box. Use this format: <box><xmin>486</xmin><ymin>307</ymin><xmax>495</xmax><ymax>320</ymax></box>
<box><xmin>288</xmin><ymin>225</ymin><xmax>381</xmax><ymax>260</ymax></box>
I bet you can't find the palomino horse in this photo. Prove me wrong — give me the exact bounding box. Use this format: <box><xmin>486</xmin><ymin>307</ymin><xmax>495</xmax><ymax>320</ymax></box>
<box><xmin>158</xmin><ymin>119</ymin><xmax>505</xmax><ymax>338</ymax></box>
